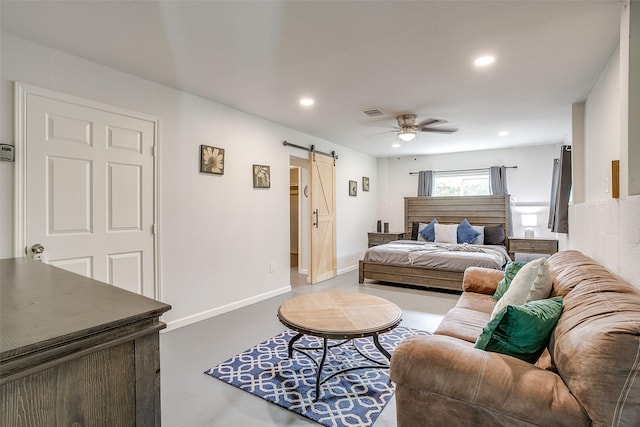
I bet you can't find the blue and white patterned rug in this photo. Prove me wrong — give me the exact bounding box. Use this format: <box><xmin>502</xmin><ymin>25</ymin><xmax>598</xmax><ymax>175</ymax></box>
<box><xmin>204</xmin><ymin>326</ymin><xmax>430</xmax><ymax>427</ymax></box>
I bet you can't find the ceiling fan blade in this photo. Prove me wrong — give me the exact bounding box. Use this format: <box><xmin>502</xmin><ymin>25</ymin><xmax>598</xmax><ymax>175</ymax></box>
<box><xmin>366</xmin><ymin>124</ymin><xmax>399</xmax><ymax>129</ymax></box>
<box><xmin>415</xmin><ymin>118</ymin><xmax>447</xmax><ymax>128</ymax></box>
<box><xmin>420</xmin><ymin>127</ymin><xmax>459</xmax><ymax>134</ymax></box>
<box><xmin>366</xmin><ymin>129</ymin><xmax>396</xmax><ymax>137</ymax></box>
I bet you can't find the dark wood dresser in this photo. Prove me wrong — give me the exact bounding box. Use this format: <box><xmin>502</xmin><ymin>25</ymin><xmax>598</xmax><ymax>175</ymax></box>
<box><xmin>0</xmin><ymin>258</ymin><xmax>171</xmax><ymax>426</ymax></box>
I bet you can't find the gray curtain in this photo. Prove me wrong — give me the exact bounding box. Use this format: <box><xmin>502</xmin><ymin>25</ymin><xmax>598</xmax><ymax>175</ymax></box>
<box><xmin>549</xmin><ymin>145</ymin><xmax>572</xmax><ymax>233</ymax></box>
<box><xmin>417</xmin><ymin>170</ymin><xmax>433</xmax><ymax>197</ymax></box>
<box><xmin>489</xmin><ymin>166</ymin><xmax>508</xmax><ymax>195</ymax></box>
<box><xmin>548</xmin><ymin>159</ymin><xmax>560</xmax><ymax>229</ymax></box>
<box><xmin>490</xmin><ymin>165</ymin><xmax>513</xmax><ymax>236</ymax></box>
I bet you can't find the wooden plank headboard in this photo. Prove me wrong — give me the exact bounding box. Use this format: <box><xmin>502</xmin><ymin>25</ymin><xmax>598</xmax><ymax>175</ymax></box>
<box><xmin>404</xmin><ymin>195</ymin><xmax>511</xmax><ymax>241</ymax></box>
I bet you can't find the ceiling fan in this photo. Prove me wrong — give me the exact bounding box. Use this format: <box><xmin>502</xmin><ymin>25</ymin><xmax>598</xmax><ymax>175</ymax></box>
<box><xmin>371</xmin><ymin>114</ymin><xmax>459</xmax><ymax>141</ymax></box>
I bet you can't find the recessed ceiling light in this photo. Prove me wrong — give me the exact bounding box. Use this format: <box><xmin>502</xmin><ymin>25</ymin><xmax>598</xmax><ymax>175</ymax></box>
<box><xmin>474</xmin><ymin>56</ymin><xmax>495</xmax><ymax>67</ymax></box>
<box><xmin>498</xmin><ymin>131</ymin><xmax>509</xmax><ymax>136</ymax></box>
<box><xmin>299</xmin><ymin>97</ymin><xmax>314</xmax><ymax>106</ymax></box>
<box><xmin>392</xmin><ymin>143</ymin><xmax>401</xmax><ymax>148</ymax></box>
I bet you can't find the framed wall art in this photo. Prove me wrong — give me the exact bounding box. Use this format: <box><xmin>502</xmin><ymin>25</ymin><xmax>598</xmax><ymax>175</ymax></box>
<box><xmin>349</xmin><ymin>180</ymin><xmax>357</xmax><ymax>197</ymax></box>
<box><xmin>253</xmin><ymin>164</ymin><xmax>271</xmax><ymax>188</ymax></box>
<box><xmin>200</xmin><ymin>145</ymin><xmax>225</xmax><ymax>175</ymax></box>
<box><xmin>362</xmin><ymin>176</ymin><xmax>370</xmax><ymax>191</ymax></box>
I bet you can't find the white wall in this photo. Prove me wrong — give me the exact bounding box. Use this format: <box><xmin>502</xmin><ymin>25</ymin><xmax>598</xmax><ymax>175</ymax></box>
<box><xmin>629</xmin><ymin>0</ymin><xmax>640</xmax><ymax>195</ymax></box>
<box><xmin>377</xmin><ymin>144</ymin><xmax>560</xmax><ymax>240</ymax></box>
<box><xmin>568</xmin><ymin>3</ymin><xmax>640</xmax><ymax>287</ymax></box>
<box><xmin>0</xmin><ymin>32</ymin><xmax>377</xmax><ymax>328</ymax></box>
<box><xmin>584</xmin><ymin>45</ymin><xmax>621</xmax><ymax>202</ymax></box>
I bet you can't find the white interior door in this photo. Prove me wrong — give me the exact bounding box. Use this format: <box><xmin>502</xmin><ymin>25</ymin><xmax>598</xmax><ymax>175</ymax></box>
<box><xmin>17</xmin><ymin>84</ymin><xmax>157</xmax><ymax>298</ymax></box>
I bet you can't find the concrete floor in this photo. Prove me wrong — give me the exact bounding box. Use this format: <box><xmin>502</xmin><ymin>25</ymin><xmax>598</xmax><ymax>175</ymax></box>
<box><xmin>160</xmin><ymin>269</ymin><xmax>460</xmax><ymax>427</ymax></box>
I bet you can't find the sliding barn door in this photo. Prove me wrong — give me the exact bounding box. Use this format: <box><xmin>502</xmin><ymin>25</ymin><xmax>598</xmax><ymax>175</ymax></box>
<box><xmin>309</xmin><ymin>151</ymin><xmax>336</xmax><ymax>284</ymax></box>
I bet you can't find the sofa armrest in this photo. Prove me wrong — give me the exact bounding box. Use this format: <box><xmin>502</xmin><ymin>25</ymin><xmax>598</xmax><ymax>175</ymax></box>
<box><xmin>390</xmin><ymin>335</ymin><xmax>588</xmax><ymax>426</ymax></box>
<box><xmin>462</xmin><ymin>266</ymin><xmax>504</xmax><ymax>294</ymax></box>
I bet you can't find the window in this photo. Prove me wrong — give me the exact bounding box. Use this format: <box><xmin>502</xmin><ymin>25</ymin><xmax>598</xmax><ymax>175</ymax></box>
<box><xmin>434</xmin><ymin>170</ymin><xmax>490</xmax><ymax>196</ymax></box>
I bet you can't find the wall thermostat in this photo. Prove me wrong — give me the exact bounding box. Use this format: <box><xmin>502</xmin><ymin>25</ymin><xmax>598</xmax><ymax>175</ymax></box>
<box><xmin>0</xmin><ymin>144</ymin><xmax>15</xmax><ymax>162</ymax></box>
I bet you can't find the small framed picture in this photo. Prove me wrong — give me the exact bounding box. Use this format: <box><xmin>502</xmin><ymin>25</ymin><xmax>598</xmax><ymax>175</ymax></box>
<box><xmin>253</xmin><ymin>164</ymin><xmax>271</xmax><ymax>188</ymax></box>
<box><xmin>362</xmin><ymin>176</ymin><xmax>370</xmax><ymax>192</ymax></box>
<box><xmin>200</xmin><ymin>145</ymin><xmax>225</xmax><ymax>175</ymax></box>
<box><xmin>349</xmin><ymin>180</ymin><xmax>357</xmax><ymax>197</ymax></box>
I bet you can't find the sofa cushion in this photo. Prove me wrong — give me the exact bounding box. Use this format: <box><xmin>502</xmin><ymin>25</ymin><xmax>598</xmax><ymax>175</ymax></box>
<box><xmin>492</xmin><ymin>257</ymin><xmax>552</xmax><ymax>318</ymax></box>
<box><xmin>454</xmin><ymin>292</ymin><xmax>496</xmax><ymax>314</ymax></box>
<box><xmin>462</xmin><ymin>266</ymin><xmax>504</xmax><ymax>294</ymax></box>
<box><xmin>475</xmin><ymin>296</ymin><xmax>563</xmax><ymax>363</ymax></box>
<box><xmin>492</xmin><ymin>261</ymin><xmax>527</xmax><ymax>300</ymax></box>
<box><xmin>547</xmin><ymin>251</ymin><xmax>640</xmax><ymax>426</ymax></box>
<box><xmin>547</xmin><ymin>250</ymin><xmax>615</xmax><ymax>297</ymax></box>
<box><xmin>433</xmin><ymin>307</ymin><xmax>491</xmax><ymax>343</ymax></box>
<box><xmin>391</xmin><ymin>335</ymin><xmax>590</xmax><ymax>426</ymax></box>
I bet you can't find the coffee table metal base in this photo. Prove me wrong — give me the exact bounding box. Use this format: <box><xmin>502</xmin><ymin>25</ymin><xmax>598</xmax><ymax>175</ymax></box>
<box><xmin>286</xmin><ymin>333</ymin><xmax>392</xmax><ymax>401</ymax></box>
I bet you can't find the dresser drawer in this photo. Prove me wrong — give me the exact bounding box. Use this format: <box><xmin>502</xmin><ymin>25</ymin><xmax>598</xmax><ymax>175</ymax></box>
<box><xmin>509</xmin><ymin>239</ymin><xmax>558</xmax><ymax>254</ymax></box>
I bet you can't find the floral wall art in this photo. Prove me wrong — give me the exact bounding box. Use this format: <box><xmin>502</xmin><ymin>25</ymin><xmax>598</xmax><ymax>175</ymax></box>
<box><xmin>253</xmin><ymin>164</ymin><xmax>271</xmax><ymax>188</ymax></box>
<box><xmin>200</xmin><ymin>145</ymin><xmax>225</xmax><ymax>175</ymax></box>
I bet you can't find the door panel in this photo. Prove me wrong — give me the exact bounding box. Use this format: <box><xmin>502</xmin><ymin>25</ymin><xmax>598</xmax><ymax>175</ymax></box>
<box><xmin>23</xmin><ymin>89</ymin><xmax>156</xmax><ymax>298</ymax></box>
<box><xmin>107</xmin><ymin>163</ymin><xmax>142</xmax><ymax>231</ymax></box>
<box><xmin>108</xmin><ymin>251</ymin><xmax>143</xmax><ymax>294</ymax></box>
<box><xmin>47</xmin><ymin>156</ymin><xmax>92</xmax><ymax>234</ymax></box>
<box><xmin>49</xmin><ymin>257</ymin><xmax>93</xmax><ymax>277</ymax></box>
<box><xmin>309</xmin><ymin>152</ymin><xmax>336</xmax><ymax>284</ymax></box>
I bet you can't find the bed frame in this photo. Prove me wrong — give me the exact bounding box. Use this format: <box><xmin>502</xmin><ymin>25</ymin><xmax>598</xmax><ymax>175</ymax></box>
<box><xmin>359</xmin><ymin>195</ymin><xmax>511</xmax><ymax>291</ymax></box>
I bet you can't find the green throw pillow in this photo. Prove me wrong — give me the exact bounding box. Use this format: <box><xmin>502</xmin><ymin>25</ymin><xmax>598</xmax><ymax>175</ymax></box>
<box><xmin>474</xmin><ymin>296</ymin><xmax>563</xmax><ymax>363</ymax></box>
<box><xmin>492</xmin><ymin>261</ymin><xmax>527</xmax><ymax>301</ymax></box>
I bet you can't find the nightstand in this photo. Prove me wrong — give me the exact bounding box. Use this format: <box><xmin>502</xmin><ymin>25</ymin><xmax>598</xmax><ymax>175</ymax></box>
<box><xmin>508</xmin><ymin>238</ymin><xmax>558</xmax><ymax>260</ymax></box>
<box><xmin>368</xmin><ymin>232</ymin><xmax>405</xmax><ymax>247</ymax></box>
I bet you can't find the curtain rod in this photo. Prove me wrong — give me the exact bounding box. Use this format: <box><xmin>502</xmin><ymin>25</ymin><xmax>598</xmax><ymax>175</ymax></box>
<box><xmin>409</xmin><ymin>166</ymin><xmax>517</xmax><ymax>175</ymax></box>
<box><xmin>283</xmin><ymin>141</ymin><xmax>338</xmax><ymax>160</ymax></box>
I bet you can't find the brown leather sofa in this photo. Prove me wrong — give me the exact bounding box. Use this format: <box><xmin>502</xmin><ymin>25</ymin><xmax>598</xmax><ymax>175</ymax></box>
<box><xmin>390</xmin><ymin>250</ymin><xmax>640</xmax><ymax>426</ymax></box>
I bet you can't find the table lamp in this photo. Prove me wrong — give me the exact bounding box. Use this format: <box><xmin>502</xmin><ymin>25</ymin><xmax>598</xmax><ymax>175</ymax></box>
<box><xmin>521</xmin><ymin>214</ymin><xmax>538</xmax><ymax>238</ymax></box>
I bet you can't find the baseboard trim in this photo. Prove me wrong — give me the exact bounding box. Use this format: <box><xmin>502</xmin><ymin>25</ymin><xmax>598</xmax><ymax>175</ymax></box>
<box><xmin>338</xmin><ymin>264</ymin><xmax>358</xmax><ymax>275</ymax></box>
<box><xmin>162</xmin><ymin>285</ymin><xmax>292</xmax><ymax>332</ymax></box>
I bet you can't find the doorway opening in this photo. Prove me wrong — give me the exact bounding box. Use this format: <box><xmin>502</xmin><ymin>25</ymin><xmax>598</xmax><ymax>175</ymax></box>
<box><xmin>289</xmin><ymin>156</ymin><xmax>310</xmax><ymax>286</ymax></box>
<box><xmin>290</xmin><ymin>167</ymin><xmax>299</xmax><ymax>269</ymax></box>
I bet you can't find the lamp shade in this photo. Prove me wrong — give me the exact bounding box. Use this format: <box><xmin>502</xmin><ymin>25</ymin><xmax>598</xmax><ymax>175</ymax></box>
<box><xmin>521</xmin><ymin>214</ymin><xmax>538</xmax><ymax>227</ymax></box>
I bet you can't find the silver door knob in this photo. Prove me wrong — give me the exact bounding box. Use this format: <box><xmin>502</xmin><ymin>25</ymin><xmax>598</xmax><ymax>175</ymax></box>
<box><xmin>30</xmin><ymin>243</ymin><xmax>45</xmax><ymax>254</ymax></box>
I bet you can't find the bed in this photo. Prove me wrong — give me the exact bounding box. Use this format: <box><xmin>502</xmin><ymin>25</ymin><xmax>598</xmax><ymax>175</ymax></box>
<box><xmin>358</xmin><ymin>195</ymin><xmax>511</xmax><ymax>292</ymax></box>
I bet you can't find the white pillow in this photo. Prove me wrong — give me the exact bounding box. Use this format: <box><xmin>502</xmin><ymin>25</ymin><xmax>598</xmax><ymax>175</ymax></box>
<box><xmin>434</xmin><ymin>224</ymin><xmax>457</xmax><ymax>244</ymax></box>
<box><xmin>491</xmin><ymin>257</ymin><xmax>552</xmax><ymax>318</ymax></box>
<box><xmin>417</xmin><ymin>222</ymin><xmax>428</xmax><ymax>242</ymax></box>
<box><xmin>472</xmin><ymin>225</ymin><xmax>485</xmax><ymax>245</ymax></box>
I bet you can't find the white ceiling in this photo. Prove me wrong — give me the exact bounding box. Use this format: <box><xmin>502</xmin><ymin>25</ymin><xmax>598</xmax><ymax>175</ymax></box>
<box><xmin>0</xmin><ymin>0</ymin><xmax>623</xmax><ymax>158</ymax></box>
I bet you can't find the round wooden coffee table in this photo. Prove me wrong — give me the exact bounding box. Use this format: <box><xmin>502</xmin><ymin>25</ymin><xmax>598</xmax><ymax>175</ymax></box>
<box><xmin>277</xmin><ymin>291</ymin><xmax>402</xmax><ymax>400</ymax></box>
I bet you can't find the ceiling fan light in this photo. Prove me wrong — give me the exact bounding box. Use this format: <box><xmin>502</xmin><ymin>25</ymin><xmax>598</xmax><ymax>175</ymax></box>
<box><xmin>398</xmin><ymin>130</ymin><xmax>416</xmax><ymax>142</ymax></box>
